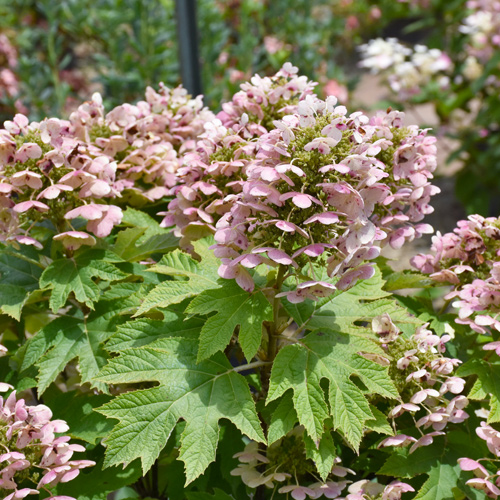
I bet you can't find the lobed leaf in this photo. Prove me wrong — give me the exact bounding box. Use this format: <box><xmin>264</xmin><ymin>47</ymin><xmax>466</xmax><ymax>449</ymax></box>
<box><xmin>21</xmin><ymin>296</ymin><xmax>138</xmax><ymax>394</ymax></box>
<box><xmin>95</xmin><ymin>337</ymin><xmax>265</xmax><ymax>484</ymax></box>
<box><xmin>39</xmin><ymin>249</ymin><xmax>127</xmax><ymax>312</ymax></box>
<box><xmin>268</xmin><ymin>330</ymin><xmax>398</xmax><ymax>448</ymax></box>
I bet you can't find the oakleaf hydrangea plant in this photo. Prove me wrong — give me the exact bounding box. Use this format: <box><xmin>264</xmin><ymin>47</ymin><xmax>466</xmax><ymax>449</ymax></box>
<box><xmin>0</xmin><ymin>63</ymin><xmax>498</xmax><ymax>500</ymax></box>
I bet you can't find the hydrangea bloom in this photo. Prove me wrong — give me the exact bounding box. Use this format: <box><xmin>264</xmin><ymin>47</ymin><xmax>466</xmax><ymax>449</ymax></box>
<box><xmin>0</xmin><ymin>113</ymin><xmax>123</xmax><ymax>250</ymax></box>
<box><xmin>412</xmin><ymin>215</ymin><xmax>500</xmax><ymax>334</ymax></box>
<box><xmin>0</xmin><ymin>34</ymin><xmax>19</xmax><ymax>102</ymax></box>
<box><xmin>69</xmin><ymin>85</ymin><xmax>214</xmax><ymax>203</ymax></box>
<box><xmin>0</xmin><ymin>81</ymin><xmax>214</xmax><ymax>251</ymax></box>
<box><xmin>0</xmin><ymin>387</ymin><xmax>94</xmax><ymax>500</ymax></box>
<box><xmin>164</xmin><ymin>64</ymin><xmax>438</xmax><ymax>300</ymax></box>
<box><xmin>374</xmin><ymin>315</ymin><xmax>468</xmax><ymax>454</ymax></box>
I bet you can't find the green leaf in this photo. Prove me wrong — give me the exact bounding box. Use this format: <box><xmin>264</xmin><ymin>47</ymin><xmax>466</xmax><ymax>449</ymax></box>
<box><xmin>383</xmin><ymin>271</ymin><xmax>434</xmax><ymax>292</ymax></box>
<box><xmin>458</xmin><ymin>359</ymin><xmax>500</xmax><ymax>422</ymax></box>
<box><xmin>0</xmin><ymin>284</ymin><xmax>28</xmax><ymax>320</ymax></box>
<box><xmin>267</xmin><ymin>330</ymin><xmax>398</xmax><ymax>448</ymax></box>
<box><xmin>304</xmin><ymin>431</ymin><xmax>337</xmax><ymax>481</ymax></box>
<box><xmin>121</xmin><ymin>207</ymin><xmax>169</xmax><ymax>242</ymax></box>
<box><xmin>40</xmin><ymin>250</ymin><xmax>127</xmax><ymax>312</ymax></box>
<box><xmin>22</xmin><ymin>297</ymin><xmax>137</xmax><ymax>394</ymax></box>
<box><xmin>186</xmin><ymin>280</ymin><xmax>272</xmax><ymax>362</ymax></box>
<box><xmin>134</xmin><ymin>240</ymin><xmax>220</xmax><ymax>316</ymax></box>
<box><xmin>267</xmin><ymin>392</ymin><xmax>298</xmax><ymax>445</ymax></box>
<box><xmin>95</xmin><ymin>337</ymin><xmax>265</xmax><ymax>484</ymax></box>
<box><xmin>106</xmin><ymin>316</ymin><xmax>203</xmax><ymax>352</ymax></box>
<box><xmin>0</xmin><ymin>248</ymin><xmax>42</xmax><ymax>290</ymax></box>
<box><xmin>414</xmin><ymin>464</ymin><xmax>461</xmax><ymax>500</ymax></box>
<box><xmin>365</xmin><ymin>406</ymin><xmax>393</xmax><ymax>436</ymax></box>
<box><xmin>113</xmin><ymin>226</ymin><xmax>179</xmax><ymax>262</ymax></box>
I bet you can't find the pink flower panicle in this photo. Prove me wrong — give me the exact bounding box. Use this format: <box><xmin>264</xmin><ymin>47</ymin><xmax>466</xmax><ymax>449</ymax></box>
<box><xmin>375</xmin><ymin>317</ymin><xmax>468</xmax><ymax>454</ymax></box>
<box><xmin>0</xmin><ymin>34</ymin><xmax>19</xmax><ymax>101</ymax></box>
<box><xmin>412</xmin><ymin>215</ymin><xmax>500</xmax><ymax>334</ymax></box>
<box><xmin>164</xmin><ymin>66</ymin><xmax>438</xmax><ymax>301</ymax></box>
<box><xmin>0</xmin><ymin>113</ymin><xmax>123</xmax><ymax>250</ymax></box>
<box><xmin>0</xmin><ymin>388</ymin><xmax>94</xmax><ymax>500</ymax></box>
<box><xmin>70</xmin><ymin>85</ymin><xmax>214</xmax><ymax>203</ymax></box>
<box><xmin>0</xmin><ymin>81</ymin><xmax>214</xmax><ymax>251</ymax></box>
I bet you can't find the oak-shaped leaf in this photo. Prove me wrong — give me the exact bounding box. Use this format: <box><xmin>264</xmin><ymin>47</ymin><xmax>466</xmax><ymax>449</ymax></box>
<box><xmin>39</xmin><ymin>249</ymin><xmax>127</xmax><ymax>312</ymax></box>
<box><xmin>95</xmin><ymin>336</ymin><xmax>265</xmax><ymax>484</ymax></box>
<box><xmin>113</xmin><ymin>225</ymin><xmax>179</xmax><ymax>262</ymax></box>
<box><xmin>134</xmin><ymin>239</ymin><xmax>220</xmax><ymax>316</ymax></box>
<box><xmin>186</xmin><ymin>280</ymin><xmax>273</xmax><ymax>362</ymax></box>
<box><xmin>267</xmin><ymin>330</ymin><xmax>398</xmax><ymax>449</ymax></box>
<box><xmin>20</xmin><ymin>296</ymin><xmax>138</xmax><ymax>394</ymax></box>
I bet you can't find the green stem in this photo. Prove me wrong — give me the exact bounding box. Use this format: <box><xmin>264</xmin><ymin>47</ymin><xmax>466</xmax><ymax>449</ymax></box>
<box><xmin>438</xmin><ymin>297</ymin><xmax>454</xmax><ymax>315</ymax></box>
<box><xmin>267</xmin><ymin>265</ymin><xmax>287</xmax><ymax>364</ymax></box>
<box><xmin>233</xmin><ymin>360</ymin><xmax>271</xmax><ymax>373</ymax></box>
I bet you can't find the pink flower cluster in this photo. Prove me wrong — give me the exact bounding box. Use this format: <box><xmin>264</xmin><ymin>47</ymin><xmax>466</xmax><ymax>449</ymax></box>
<box><xmin>375</xmin><ymin>315</ymin><xmax>468</xmax><ymax>454</ymax></box>
<box><xmin>164</xmin><ymin>65</ymin><xmax>438</xmax><ymax>300</ymax></box>
<box><xmin>412</xmin><ymin>215</ymin><xmax>500</xmax><ymax>334</ymax></box>
<box><xmin>458</xmin><ymin>420</ymin><xmax>500</xmax><ymax>497</ymax></box>
<box><xmin>0</xmin><ymin>82</ymin><xmax>213</xmax><ymax>251</ymax></box>
<box><xmin>0</xmin><ymin>387</ymin><xmax>94</xmax><ymax>500</ymax></box>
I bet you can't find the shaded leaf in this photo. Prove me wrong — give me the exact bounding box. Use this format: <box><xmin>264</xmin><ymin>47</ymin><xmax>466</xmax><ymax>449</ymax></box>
<box><xmin>0</xmin><ymin>284</ymin><xmax>28</xmax><ymax>320</ymax></box>
<box><xmin>135</xmin><ymin>239</ymin><xmax>220</xmax><ymax>316</ymax></box>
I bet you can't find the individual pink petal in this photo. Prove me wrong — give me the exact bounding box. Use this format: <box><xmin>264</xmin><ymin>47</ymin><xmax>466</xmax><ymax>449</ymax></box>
<box><xmin>13</xmin><ymin>200</ymin><xmax>50</xmax><ymax>213</ymax></box>
<box><xmin>304</xmin><ymin>212</ymin><xmax>340</xmax><ymax>224</ymax></box>
<box><xmin>64</xmin><ymin>204</ymin><xmax>104</xmax><ymax>221</ymax></box>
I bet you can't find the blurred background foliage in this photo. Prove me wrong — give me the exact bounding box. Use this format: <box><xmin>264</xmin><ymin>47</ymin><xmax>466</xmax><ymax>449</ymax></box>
<box><xmin>0</xmin><ymin>0</ymin><xmax>407</xmax><ymax>120</ymax></box>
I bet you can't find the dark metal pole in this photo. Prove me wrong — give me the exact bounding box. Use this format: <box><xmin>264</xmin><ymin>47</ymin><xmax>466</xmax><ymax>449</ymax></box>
<box><xmin>175</xmin><ymin>0</ymin><xmax>203</xmax><ymax>97</ymax></box>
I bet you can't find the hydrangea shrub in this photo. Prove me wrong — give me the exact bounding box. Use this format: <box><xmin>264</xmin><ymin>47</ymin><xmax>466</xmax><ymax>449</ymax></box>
<box><xmin>0</xmin><ymin>64</ymin><xmax>498</xmax><ymax>499</ymax></box>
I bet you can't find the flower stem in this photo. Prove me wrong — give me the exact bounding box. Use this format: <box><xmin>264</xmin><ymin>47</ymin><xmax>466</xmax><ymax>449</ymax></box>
<box><xmin>268</xmin><ymin>265</ymin><xmax>287</xmax><ymax>364</ymax></box>
<box><xmin>233</xmin><ymin>360</ymin><xmax>271</xmax><ymax>373</ymax></box>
